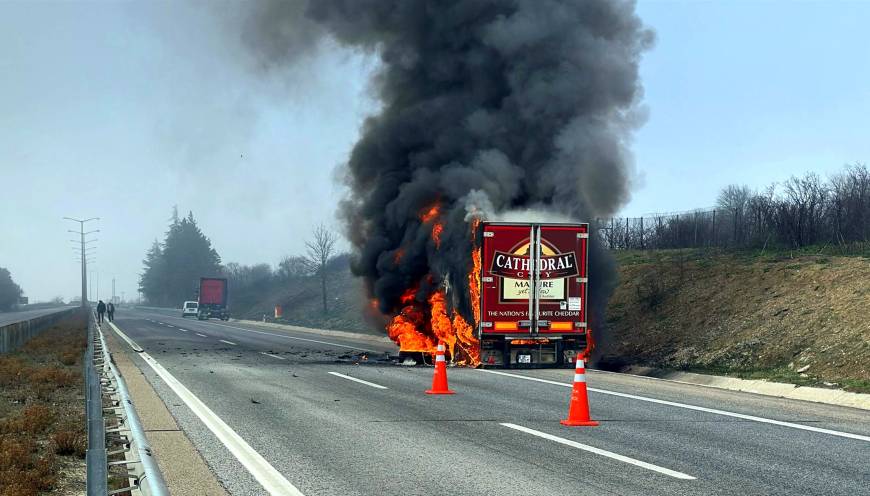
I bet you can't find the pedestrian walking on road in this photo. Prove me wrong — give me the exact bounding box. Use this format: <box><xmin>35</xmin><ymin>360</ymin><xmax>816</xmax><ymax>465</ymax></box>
<box><xmin>96</xmin><ymin>300</ymin><xmax>106</xmax><ymax>323</ymax></box>
<box><xmin>107</xmin><ymin>302</ymin><xmax>115</xmax><ymax>322</ymax></box>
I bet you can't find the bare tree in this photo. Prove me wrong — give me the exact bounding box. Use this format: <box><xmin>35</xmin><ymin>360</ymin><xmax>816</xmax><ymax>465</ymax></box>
<box><xmin>305</xmin><ymin>224</ymin><xmax>338</xmax><ymax>314</ymax></box>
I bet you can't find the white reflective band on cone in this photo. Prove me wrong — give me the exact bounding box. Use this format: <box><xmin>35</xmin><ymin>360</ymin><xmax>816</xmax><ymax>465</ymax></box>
<box><xmin>574</xmin><ymin>374</ymin><xmax>586</xmax><ymax>383</ymax></box>
<box><xmin>575</xmin><ymin>360</ymin><xmax>585</xmax><ymax>369</ymax></box>
<box><xmin>436</xmin><ymin>355</ymin><xmax>445</xmax><ymax>362</ymax></box>
<box><xmin>437</xmin><ymin>344</ymin><xmax>445</xmax><ymax>352</ymax></box>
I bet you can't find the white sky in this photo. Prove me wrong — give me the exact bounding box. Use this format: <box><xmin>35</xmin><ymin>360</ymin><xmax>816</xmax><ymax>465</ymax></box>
<box><xmin>2</xmin><ymin>1</ymin><xmax>868</xmax><ymax>302</ymax></box>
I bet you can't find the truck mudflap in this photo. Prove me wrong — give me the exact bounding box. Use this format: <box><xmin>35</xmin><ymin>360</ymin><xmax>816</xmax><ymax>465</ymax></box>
<box><xmin>479</xmin><ymin>335</ymin><xmax>587</xmax><ymax>369</ymax></box>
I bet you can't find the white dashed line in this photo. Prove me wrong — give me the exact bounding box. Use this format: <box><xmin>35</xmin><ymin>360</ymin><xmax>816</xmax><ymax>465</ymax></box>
<box><xmin>196</xmin><ymin>333</ymin><xmax>207</xmax><ymax>338</ymax></box>
<box><xmin>260</xmin><ymin>352</ymin><xmax>286</xmax><ymax>360</ymax></box>
<box><xmin>219</xmin><ymin>340</ymin><xmax>237</xmax><ymax>346</ymax></box>
<box><xmin>501</xmin><ymin>423</ymin><xmax>695</xmax><ymax>480</ymax></box>
<box><xmin>328</xmin><ymin>372</ymin><xmax>388</xmax><ymax>390</ymax></box>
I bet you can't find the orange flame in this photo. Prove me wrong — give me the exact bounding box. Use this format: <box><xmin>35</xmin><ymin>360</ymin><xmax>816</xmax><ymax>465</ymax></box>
<box><xmin>431</xmin><ymin>222</ymin><xmax>444</xmax><ymax>248</ymax></box>
<box><xmin>420</xmin><ymin>204</ymin><xmax>440</xmax><ymax>223</ymax></box>
<box><xmin>381</xmin><ymin>215</ymin><xmax>483</xmax><ymax>366</ymax></box>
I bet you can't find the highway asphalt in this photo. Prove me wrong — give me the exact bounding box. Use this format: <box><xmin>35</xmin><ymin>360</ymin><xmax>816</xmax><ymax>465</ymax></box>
<box><xmin>109</xmin><ymin>307</ymin><xmax>870</xmax><ymax>496</ymax></box>
<box><xmin>0</xmin><ymin>305</ymin><xmax>72</xmax><ymax>327</ymax></box>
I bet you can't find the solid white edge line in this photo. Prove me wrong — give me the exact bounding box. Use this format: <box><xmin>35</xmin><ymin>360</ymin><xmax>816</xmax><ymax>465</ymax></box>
<box><xmin>500</xmin><ymin>423</ymin><xmax>695</xmax><ymax>480</ymax></box>
<box><xmin>328</xmin><ymin>371</ymin><xmax>388</xmax><ymax>390</ymax></box>
<box><xmin>479</xmin><ymin>369</ymin><xmax>870</xmax><ymax>443</ymax></box>
<box><xmin>107</xmin><ymin>322</ymin><xmax>304</xmax><ymax>496</ymax></box>
<box><xmin>260</xmin><ymin>352</ymin><xmax>286</xmax><ymax>360</ymax></box>
<box><xmin>219</xmin><ymin>340</ymin><xmax>237</xmax><ymax>345</ymax></box>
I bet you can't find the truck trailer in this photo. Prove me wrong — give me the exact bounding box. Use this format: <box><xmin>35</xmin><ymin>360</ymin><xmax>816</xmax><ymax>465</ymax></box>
<box><xmin>197</xmin><ymin>277</ymin><xmax>230</xmax><ymax>321</ymax></box>
<box><xmin>478</xmin><ymin>222</ymin><xmax>590</xmax><ymax>368</ymax></box>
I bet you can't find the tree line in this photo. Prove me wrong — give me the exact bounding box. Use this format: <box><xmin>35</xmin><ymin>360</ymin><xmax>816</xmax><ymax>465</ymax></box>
<box><xmin>138</xmin><ymin>208</ymin><xmax>339</xmax><ymax>313</ymax></box>
<box><xmin>598</xmin><ymin>163</ymin><xmax>870</xmax><ymax>252</ymax></box>
<box><xmin>0</xmin><ymin>267</ymin><xmax>24</xmax><ymax>311</ymax></box>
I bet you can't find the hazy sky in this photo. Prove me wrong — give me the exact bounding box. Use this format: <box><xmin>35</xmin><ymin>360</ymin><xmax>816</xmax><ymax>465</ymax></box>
<box><xmin>2</xmin><ymin>1</ymin><xmax>869</xmax><ymax>302</ymax></box>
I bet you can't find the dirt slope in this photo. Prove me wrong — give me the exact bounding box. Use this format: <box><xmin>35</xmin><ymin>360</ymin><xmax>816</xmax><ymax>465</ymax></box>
<box><xmin>604</xmin><ymin>249</ymin><xmax>870</xmax><ymax>392</ymax></box>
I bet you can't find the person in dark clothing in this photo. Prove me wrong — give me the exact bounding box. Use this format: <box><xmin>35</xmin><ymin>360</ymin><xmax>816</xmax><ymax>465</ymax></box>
<box><xmin>96</xmin><ymin>300</ymin><xmax>106</xmax><ymax>323</ymax></box>
<box><xmin>107</xmin><ymin>302</ymin><xmax>115</xmax><ymax>322</ymax></box>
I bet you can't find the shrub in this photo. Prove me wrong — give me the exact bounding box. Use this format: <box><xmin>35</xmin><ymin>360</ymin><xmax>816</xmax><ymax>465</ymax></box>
<box><xmin>51</xmin><ymin>429</ymin><xmax>86</xmax><ymax>458</ymax></box>
<box><xmin>28</xmin><ymin>367</ymin><xmax>75</xmax><ymax>388</ymax></box>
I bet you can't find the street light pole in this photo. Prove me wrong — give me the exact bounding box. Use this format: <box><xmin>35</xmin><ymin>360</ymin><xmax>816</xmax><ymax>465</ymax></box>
<box><xmin>64</xmin><ymin>217</ymin><xmax>99</xmax><ymax>307</ymax></box>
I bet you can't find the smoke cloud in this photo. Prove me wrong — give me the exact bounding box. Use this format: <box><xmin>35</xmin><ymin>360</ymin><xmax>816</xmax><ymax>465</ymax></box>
<box><xmin>242</xmin><ymin>0</ymin><xmax>653</xmax><ymax>359</ymax></box>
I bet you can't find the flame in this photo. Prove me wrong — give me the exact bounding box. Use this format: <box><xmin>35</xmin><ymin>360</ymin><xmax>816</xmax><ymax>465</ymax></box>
<box><xmin>428</xmin><ymin>291</ymin><xmax>457</xmax><ymax>357</ymax></box>
<box><xmin>420</xmin><ymin>204</ymin><xmax>440</xmax><ymax>223</ymax></box>
<box><xmin>381</xmin><ymin>213</ymin><xmax>483</xmax><ymax>366</ymax></box>
<box><xmin>431</xmin><ymin>222</ymin><xmax>444</xmax><ymax>248</ymax></box>
<box><xmin>469</xmin><ymin>219</ymin><xmax>482</xmax><ymax>325</ymax></box>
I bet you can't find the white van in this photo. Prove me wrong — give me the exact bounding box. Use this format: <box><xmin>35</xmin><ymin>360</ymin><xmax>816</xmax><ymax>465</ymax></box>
<box><xmin>182</xmin><ymin>301</ymin><xmax>199</xmax><ymax>317</ymax></box>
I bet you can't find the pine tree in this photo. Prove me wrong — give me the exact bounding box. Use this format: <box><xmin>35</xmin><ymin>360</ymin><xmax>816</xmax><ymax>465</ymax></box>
<box><xmin>159</xmin><ymin>211</ymin><xmax>222</xmax><ymax>305</ymax></box>
<box><xmin>139</xmin><ymin>209</ymin><xmax>222</xmax><ymax>306</ymax></box>
<box><xmin>0</xmin><ymin>267</ymin><xmax>23</xmax><ymax>311</ymax></box>
<box><xmin>138</xmin><ymin>240</ymin><xmax>165</xmax><ymax>305</ymax></box>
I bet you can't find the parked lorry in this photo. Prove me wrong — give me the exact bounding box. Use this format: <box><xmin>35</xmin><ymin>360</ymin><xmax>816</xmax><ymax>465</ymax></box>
<box><xmin>478</xmin><ymin>222</ymin><xmax>591</xmax><ymax>368</ymax></box>
<box><xmin>197</xmin><ymin>277</ymin><xmax>230</xmax><ymax>321</ymax></box>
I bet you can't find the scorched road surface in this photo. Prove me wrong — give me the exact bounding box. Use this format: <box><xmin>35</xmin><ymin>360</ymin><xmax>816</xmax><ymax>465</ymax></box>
<box><xmin>110</xmin><ymin>308</ymin><xmax>870</xmax><ymax>496</ymax></box>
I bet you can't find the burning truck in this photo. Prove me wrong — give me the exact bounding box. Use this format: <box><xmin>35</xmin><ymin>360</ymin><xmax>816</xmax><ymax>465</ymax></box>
<box><xmin>384</xmin><ymin>217</ymin><xmax>591</xmax><ymax>368</ymax></box>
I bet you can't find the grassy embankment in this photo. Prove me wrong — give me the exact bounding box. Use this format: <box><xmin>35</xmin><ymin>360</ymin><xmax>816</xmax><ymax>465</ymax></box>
<box><xmin>606</xmin><ymin>246</ymin><xmax>870</xmax><ymax>393</ymax></box>
<box><xmin>0</xmin><ymin>311</ymin><xmax>88</xmax><ymax>496</ymax></box>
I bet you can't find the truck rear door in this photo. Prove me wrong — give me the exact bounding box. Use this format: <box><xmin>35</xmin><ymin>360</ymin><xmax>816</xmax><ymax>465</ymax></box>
<box><xmin>479</xmin><ymin>222</ymin><xmax>588</xmax><ymax>336</ymax></box>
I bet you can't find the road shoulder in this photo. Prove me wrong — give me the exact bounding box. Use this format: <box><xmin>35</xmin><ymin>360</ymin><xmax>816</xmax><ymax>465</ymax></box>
<box><xmin>104</xmin><ymin>329</ymin><xmax>228</xmax><ymax>495</ymax></box>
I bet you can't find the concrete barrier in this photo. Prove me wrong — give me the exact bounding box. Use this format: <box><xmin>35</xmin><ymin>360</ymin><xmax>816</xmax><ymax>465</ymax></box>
<box><xmin>0</xmin><ymin>308</ymin><xmax>81</xmax><ymax>353</ymax></box>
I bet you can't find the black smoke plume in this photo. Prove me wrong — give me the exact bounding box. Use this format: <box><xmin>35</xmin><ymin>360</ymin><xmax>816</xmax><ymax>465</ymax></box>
<box><xmin>243</xmin><ymin>0</ymin><xmax>653</xmax><ymax>360</ymax></box>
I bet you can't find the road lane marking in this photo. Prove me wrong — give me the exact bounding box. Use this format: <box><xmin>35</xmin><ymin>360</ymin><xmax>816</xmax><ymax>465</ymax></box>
<box><xmin>480</xmin><ymin>370</ymin><xmax>870</xmax><ymax>443</ymax></box>
<box><xmin>501</xmin><ymin>423</ymin><xmax>695</xmax><ymax>480</ymax></box>
<box><xmin>260</xmin><ymin>352</ymin><xmax>286</xmax><ymax>360</ymax></box>
<box><xmin>160</xmin><ymin>317</ymin><xmax>381</xmax><ymax>353</ymax></box>
<box><xmin>166</xmin><ymin>325</ymin><xmax>175</xmax><ymax>328</ymax></box>
<box><xmin>219</xmin><ymin>340</ymin><xmax>236</xmax><ymax>346</ymax></box>
<box><xmin>327</xmin><ymin>372</ymin><xmax>388</xmax><ymax>390</ymax></box>
<box><xmin>178</xmin><ymin>329</ymin><xmax>188</xmax><ymax>332</ymax></box>
<box><xmin>107</xmin><ymin>322</ymin><xmax>304</xmax><ymax>495</ymax></box>
<box><xmin>196</xmin><ymin>333</ymin><xmax>207</xmax><ymax>338</ymax></box>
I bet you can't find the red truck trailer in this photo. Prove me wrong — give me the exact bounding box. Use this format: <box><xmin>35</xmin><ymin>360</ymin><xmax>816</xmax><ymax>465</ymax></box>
<box><xmin>478</xmin><ymin>222</ymin><xmax>590</xmax><ymax>368</ymax></box>
<box><xmin>197</xmin><ymin>277</ymin><xmax>230</xmax><ymax>321</ymax></box>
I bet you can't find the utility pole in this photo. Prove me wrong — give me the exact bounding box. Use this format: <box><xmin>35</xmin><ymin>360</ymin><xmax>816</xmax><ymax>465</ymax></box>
<box><xmin>112</xmin><ymin>277</ymin><xmax>116</xmax><ymax>304</ymax></box>
<box><xmin>64</xmin><ymin>217</ymin><xmax>99</xmax><ymax>307</ymax></box>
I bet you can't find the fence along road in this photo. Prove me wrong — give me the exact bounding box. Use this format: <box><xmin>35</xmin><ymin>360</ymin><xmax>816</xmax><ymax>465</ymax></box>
<box><xmin>107</xmin><ymin>307</ymin><xmax>870</xmax><ymax>496</ymax></box>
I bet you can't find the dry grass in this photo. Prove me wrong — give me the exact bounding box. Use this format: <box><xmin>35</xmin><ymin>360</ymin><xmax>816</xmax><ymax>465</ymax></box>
<box><xmin>0</xmin><ymin>310</ymin><xmax>88</xmax><ymax>495</ymax></box>
<box><xmin>50</xmin><ymin>428</ymin><xmax>86</xmax><ymax>458</ymax></box>
<box><xmin>0</xmin><ymin>436</ymin><xmax>57</xmax><ymax>496</ymax></box>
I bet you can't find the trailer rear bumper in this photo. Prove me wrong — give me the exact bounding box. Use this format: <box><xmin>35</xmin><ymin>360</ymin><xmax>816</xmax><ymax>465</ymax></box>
<box><xmin>479</xmin><ymin>334</ymin><xmax>586</xmax><ymax>368</ymax></box>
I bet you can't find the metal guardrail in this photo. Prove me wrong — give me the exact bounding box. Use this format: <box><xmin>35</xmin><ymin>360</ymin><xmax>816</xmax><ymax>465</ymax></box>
<box><xmin>86</xmin><ymin>314</ymin><xmax>108</xmax><ymax>495</ymax></box>
<box><xmin>86</xmin><ymin>312</ymin><xmax>169</xmax><ymax>495</ymax></box>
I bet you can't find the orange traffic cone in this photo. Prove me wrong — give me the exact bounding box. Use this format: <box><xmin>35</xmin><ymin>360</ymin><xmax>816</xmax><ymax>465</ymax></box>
<box><xmin>425</xmin><ymin>343</ymin><xmax>455</xmax><ymax>395</ymax></box>
<box><xmin>560</xmin><ymin>357</ymin><xmax>598</xmax><ymax>426</ymax></box>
